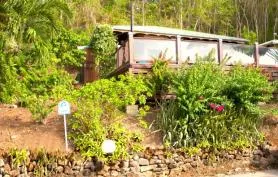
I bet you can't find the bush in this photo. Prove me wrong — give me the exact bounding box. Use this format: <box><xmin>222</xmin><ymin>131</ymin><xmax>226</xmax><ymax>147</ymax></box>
<box><xmin>156</xmin><ymin>57</ymin><xmax>272</xmax><ymax>150</ymax></box>
<box><xmin>69</xmin><ymin>74</ymin><xmax>150</xmax><ymax>161</ymax></box>
<box><xmin>224</xmin><ymin>65</ymin><xmax>273</xmax><ymax>113</ymax></box>
<box><xmin>146</xmin><ymin>51</ymin><xmax>174</xmax><ymax>96</ymax></box>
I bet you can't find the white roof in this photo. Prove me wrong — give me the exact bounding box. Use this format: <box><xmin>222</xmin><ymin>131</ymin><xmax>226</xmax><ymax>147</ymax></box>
<box><xmin>113</xmin><ymin>25</ymin><xmax>248</xmax><ymax>43</ymax></box>
<box><xmin>260</xmin><ymin>40</ymin><xmax>278</xmax><ymax>47</ymax></box>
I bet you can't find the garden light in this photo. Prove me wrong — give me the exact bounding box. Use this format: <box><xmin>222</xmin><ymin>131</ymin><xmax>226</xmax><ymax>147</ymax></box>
<box><xmin>101</xmin><ymin>139</ymin><xmax>116</xmax><ymax>154</ymax></box>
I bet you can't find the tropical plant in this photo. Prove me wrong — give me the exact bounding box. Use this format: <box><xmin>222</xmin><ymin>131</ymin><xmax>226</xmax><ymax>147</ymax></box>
<box><xmin>156</xmin><ymin>54</ymin><xmax>272</xmax><ymax>150</ymax></box>
<box><xmin>224</xmin><ymin>65</ymin><xmax>273</xmax><ymax>113</ymax></box>
<box><xmin>146</xmin><ymin>51</ymin><xmax>174</xmax><ymax>96</ymax></box>
<box><xmin>89</xmin><ymin>24</ymin><xmax>117</xmax><ymax>78</ymax></box>
<box><xmin>52</xmin><ymin>28</ymin><xmax>87</xmax><ymax>68</ymax></box>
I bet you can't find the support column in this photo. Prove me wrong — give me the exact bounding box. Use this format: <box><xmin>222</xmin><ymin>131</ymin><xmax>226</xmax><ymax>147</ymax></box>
<box><xmin>176</xmin><ymin>35</ymin><xmax>181</xmax><ymax>65</ymax></box>
<box><xmin>128</xmin><ymin>32</ymin><xmax>134</xmax><ymax>65</ymax></box>
<box><xmin>217</xmin><ymin>39</ymin><xmax>223</xmax><ymax>64</ymax></box>
<box><xmin>254</xmin><ymin>42</ymin><xmax>260</xmax><ymax>67</ymax></box>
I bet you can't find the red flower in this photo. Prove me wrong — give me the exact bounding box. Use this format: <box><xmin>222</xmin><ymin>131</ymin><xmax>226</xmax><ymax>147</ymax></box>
<box><xmin>209</xmin><ymin>103</ymin><xmax>217</xmax><ymax>109</ymax></box>
<box><xmin>216</xmin><ymin>105</ymin><xmax>224</xmax><ymax>112</ymax></box>
<box><xmin>209</xmin><ymin>103</ymin><xmax>225</xmax><ymax>112</ymax></box>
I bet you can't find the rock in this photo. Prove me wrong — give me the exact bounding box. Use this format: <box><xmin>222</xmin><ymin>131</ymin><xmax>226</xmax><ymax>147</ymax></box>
<box><xmin>154</xmin><ymin>150</ymin><xmax>164</xmax><ymax>156</ymax></box>
<box><xmin>122</xmin><ymin>160</ymin><xmax>129</xmax><ymax>168</ymax></box>
<box><xmin>126</xmin><ymin>172</ymin><xmax>140</xmax><ymax>177</ymax></box>
<box><xmin>82</xmin><ymin>169</ymin><xmax>91</xmax><ymax>176</ymax></box>
<box><xmin>57</xmin><ymin>159</ymin><xmax>67</xmax><ymax>166</ymax></box>
<box><xmin>110</xmin><ymin>170</ymin><xmax>119</xmax><ymax>176</ymax></box>
<box><xmin>165</xmin><ymin>159</ymin><xmax>175</xmax><ymax>164</ymax></box>
<box><xmin>56</xmin><ymin>166</ymin><xmax>64</xmax><ymax>173</ymax></box>
<box><xmin>168</xmin><ymin>163</ymin><xmax>177</xmax><ymax>169</ymax></box>
<box><xmin>184</xmin><ymin>158</ymin><xmax>193</xmax><ymax>163</ymax></box>
<box><xmin>0</xmin><ymin>159</ymin><xmax>4</xmax><ymax>167</ymax></box>
<box><xmin>253</xmin><ymin>149</ymin><xmax>263</xmax><ymax>156</ymax></box>
<box><xmin>235</xmin><ymin>155</ymin><xmax>242</xmax><ymax>160</ymax></box>
<box><xmin>157</xmin><ymin>164</ymin><xmax>167</xmax><ymax>168</ymax></box>
<box><xmin>3</xmin><ymin>164</ymin><xmax>10</xmax><ymax>172</ymax></box>
<box><xmin>17</xmin><ymin>175</ymin><xmax>28</xmax><ymax>177</ymax></box>
<box><xmin>138</xmin><ymin>158</ymin><xmax>149</xmax><ymax>166</ymax></box>
<box><xmin>129</xmin><ymin>160</ymin><xmax>139</xmax><ymax>168</ymax></box>
<box><xmin>140</xmin><ymin>166</ymin><xmax>153</xmax><ymax>172</ymax></box>
<box><xmin>130</xmin><ymin>167</ymin><xmax>139</xmax><ymax>173</ymax></box>
<box><xmin>9</xmin><ymin>170</ymin><xmax>19</xmax><ymax>177</ymax></box>
<box><xmin>72</xmin><ymin>165</ymin><xmax>81</xmax><ymax>171</ymax></box>
<box><xmin>84</xmin><ymin>161</ymin><xmax>94</xmax><ymax>169</ymax></box>
<box><xmin>234</xmin><ymin>168</ymin><xmax>241</xmax><ymax>172</ymax></box>
<box><xmin>133</xmin><ymin>155</ymin><xmax>139</xmax><ymax>161</ymax></box>
<box><xmin>64</xmin><ymin>166</ymin><xmax>73</xmax><ymax>175</ymax></box>
<box><xmin>28</xmin><ymin>162</ymin><xmax>36</xmax><ymax>172</ymax></box>
<box><xmin>190</xmin><ymin>161</ymin><xmax>198</xmax><ymax>168</ymax></box>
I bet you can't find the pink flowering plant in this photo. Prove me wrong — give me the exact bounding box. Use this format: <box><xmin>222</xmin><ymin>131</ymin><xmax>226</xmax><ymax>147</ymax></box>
<box><xmin>157</xmin><ymin>54</ymin><xmax>273</xmax><ymax>149</ymax></box>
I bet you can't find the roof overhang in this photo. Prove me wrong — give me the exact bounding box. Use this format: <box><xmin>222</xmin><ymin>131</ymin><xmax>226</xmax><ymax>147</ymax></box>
<box><xmin>260</xmin><ymin>40</ymin><xmax>278</xmax><ymax>47</ymax></box>
<box><xmin>113</xmin><ymin>25</ymin><xmax>248</xmax><ymax>44</ymax></box>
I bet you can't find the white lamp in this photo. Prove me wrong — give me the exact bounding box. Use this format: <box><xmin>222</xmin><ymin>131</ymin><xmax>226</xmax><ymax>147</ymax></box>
<box><xmin>101</xmin><ymin>139</ymin><xmax>116</xmax><ymax>154</ymax></box>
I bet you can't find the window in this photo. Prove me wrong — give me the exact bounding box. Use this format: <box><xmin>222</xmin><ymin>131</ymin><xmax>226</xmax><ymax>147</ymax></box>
<box><xmin>134</xmin><ymin>38</ymin><xmax>176</xmax><ymax>63</ymax></box>
<box><xmin>180</xmin><ymin>41</ymin><xmax>218</xmax><ymax>63</ymax></box>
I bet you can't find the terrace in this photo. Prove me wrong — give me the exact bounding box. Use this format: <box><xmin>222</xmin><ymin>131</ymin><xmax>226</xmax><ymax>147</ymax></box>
<box><xmin>82</xmin><ymin>26</ymin><xmax>278</xmax><ymax>82</ymax></box>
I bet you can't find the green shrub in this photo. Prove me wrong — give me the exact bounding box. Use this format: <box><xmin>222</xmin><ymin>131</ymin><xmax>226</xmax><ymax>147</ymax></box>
<box><xmin>156</xmin><ymin>57</ymin><xmax>271</xmax><ymax>150</ymax></box>
<box><xmin>146</xmin><ymin>51</ymin><xmax>174</xmax><ymax>96</ymax></box>
<box><xmin>89</xmin><ymin>24</ymin><xmax>117</xmax><ymax>77</ymax></box>
<box><xmin>69</xmin><ymin>74</ymin><xmax>151</xmax><ymax>161</ymax></box>
<box><xmin>73</xmin><ymin>74</ymin><xmax>152</xmax><ymax>109</ymax></box>
<box><xmin>224</xmin><ymin>65</ymin><xmax>273</xmax><ymax>113</ymax></box>
<box><xmin>25</xmin><ymin>95</ymin><xmax>55</xmax><ymax>123</ymax></box>
<box><xmin>52</xmin><ymin>28</ymin><xmax>87</xmax><ymax>68</ymax></box>
<box><xmin>69</xmin><ymin>100</ymin><xmax>143</xmax><ymax>162</ymax></box>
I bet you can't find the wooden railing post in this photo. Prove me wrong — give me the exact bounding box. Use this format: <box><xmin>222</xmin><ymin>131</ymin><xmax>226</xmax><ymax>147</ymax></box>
<box><xmin>176</xmin><ymin>35</ymin><xmax>181</xmax><ymax>65</ymax></box>
<box><xmin>217</xmin><ymin>38</ymin><xmax>223</xmax><ymax>64</ymax></box>
<box><xmin>128</xmin><ymin>32</ymin><xmax>134</xmax><ymax>65</ymax></box>
<box><xmin>254</xmin><ymin>42</ymin><xmax>260</xmax><ymax>67</ymax></box>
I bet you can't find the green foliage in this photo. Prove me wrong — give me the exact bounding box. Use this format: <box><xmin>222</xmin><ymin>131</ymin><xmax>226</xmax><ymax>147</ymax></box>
<box><xmin>69</xmin><ymin>100</ymin><xmax>143</xmax><ymax>162</ymax></box>
<box><xmin>156</xmin><ymin>55</ymin><xmax>272</xmax><ymax>150</ymax></box>
<box><xmin>146</xmin><ymin>51</ymin><xmax>174</xmax><ymax>95</ymax></box>
<box><xmin>69</xmin><ymin>74</ymin><xmax>151</xmax><ymax>161</ymax></box>
<box><xmin>9</xmin><ymin>148</ymin><xmax>28</xmax><ymax>169</ymax></box>
<box><xmin>73</xmin><ymin>74</ymin><xmax>152</xmax><ymax>109</ymax></box>
<box><xmin>52</xmin><ymin>28</ymin><xmax>87</xmax><ymax>68</ymax></box>
<box><xmin>224</xmin><ymin>65</ymin><xmax>273</xmax><ymax>113</ymax></box>
<box><xmin>0</xmin><ymin>52</ymin><xmax>22</xmax><ymax>103</ymax></box>
<box><xmin>89</xmin><ymin>24</ymin><xmax>117</xmax><ymax>77</ymax></box>
<box><xmin>25</xmin><ymin>95</ymin><xmax>55</xmax><ymax>123</ymax></box>
<box><xmin>242</xmin><ymin>26</ymin><xmax>257</xmax><ymax>44</ymax></box>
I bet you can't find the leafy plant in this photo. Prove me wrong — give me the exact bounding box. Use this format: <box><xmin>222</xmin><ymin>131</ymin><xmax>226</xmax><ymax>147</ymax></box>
<box><xmin>224</xmin><ymin>65</ymin><xmax>273</xmax><ymax>114</ymax></box>
<box><xmin>156</xmin><ymin>55</ymin><xmax>271</xmax><ymax>150</ymax></box>
<box><xmin>9</xmin><ymin>148</ymin><xmax>28</xmax><ymax>169</ymax></box>
<box><xmin>146</xmin><ymin>51</ymin><xmax>174</xmax><ymax>96</ymax></box>
<box><xmin>52</xmin><ymin>28</ymin><xmax>87</xmax><ymax>68</ymax></box>
<box><xmin>89</xmin><ymin>24</ymin><xmax>117</xmax><ymax>78</ymax></box>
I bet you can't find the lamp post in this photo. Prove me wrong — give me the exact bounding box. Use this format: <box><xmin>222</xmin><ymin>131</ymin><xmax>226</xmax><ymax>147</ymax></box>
<box><xmin>101</xmin><ymin>139</ymin><xmax>116</xmax><ymax>155</ymax></box>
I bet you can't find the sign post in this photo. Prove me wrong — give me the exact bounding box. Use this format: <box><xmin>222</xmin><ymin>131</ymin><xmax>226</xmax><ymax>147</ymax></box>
<box><xmin>58</xmin><ymin>100</ymin><xmax>71</xmax><ymax>152</ymax></box>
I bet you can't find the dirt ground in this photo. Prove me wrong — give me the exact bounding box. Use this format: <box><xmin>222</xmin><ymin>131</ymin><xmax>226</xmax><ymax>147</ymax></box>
<box><xmin>0</xmin><ymin>103</ymin><xmax>277</xmax><ymax>176</ymax></box>
<box><xmin>0</xmin><ymin>104</ymin><xmax>163</xmax><ymax>152</ymax></box>
<box><xmin>0</xmin><ymin>104</ymin><xmax>66</xmax><ymax>152</ymax></box>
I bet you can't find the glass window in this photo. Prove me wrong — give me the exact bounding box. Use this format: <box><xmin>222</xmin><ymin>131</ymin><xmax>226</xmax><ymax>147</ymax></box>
<box><xmin>259</xmin><ymin>47</ymin><xmax>278</xmax><ymax>66</ymax></box>
<box><xmin>134</xmin><ymin>39</ymin><xmax>176</xmax><ymax>63</ymax></box>
<box><xmin>223</xmin><ymin>44</ymin><xmax>255</xmax><ymax>65</ymax></box>
<box><xmin>180</xmin><ymin>41</ymin><xmax>218</xmax><ymax>63</ymax></box>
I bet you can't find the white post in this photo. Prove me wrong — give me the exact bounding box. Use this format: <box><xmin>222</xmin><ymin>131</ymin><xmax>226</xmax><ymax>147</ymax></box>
<box><xmin>63</xmin><ymin>114</ymin><xmax>68</xmax><ymax>151</ymax></box>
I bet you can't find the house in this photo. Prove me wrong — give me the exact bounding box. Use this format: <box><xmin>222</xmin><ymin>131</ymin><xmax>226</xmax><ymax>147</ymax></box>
<box><xmin>82</xmin><ymin>26</ymin><xmax>278</xmax><ymax>83</ymax></box>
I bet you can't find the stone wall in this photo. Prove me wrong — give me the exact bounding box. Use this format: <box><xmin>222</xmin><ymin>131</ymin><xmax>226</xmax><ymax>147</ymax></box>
<box><xmin>0</xmin><ymin>144</ymin><xmax>277</xmax><ymax>177</ymax></box>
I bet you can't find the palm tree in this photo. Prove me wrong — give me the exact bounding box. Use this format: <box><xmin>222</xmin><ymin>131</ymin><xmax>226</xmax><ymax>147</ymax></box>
<box><xmin>3</xmin><ymin>0</ymin><xmax>71</xmax><ymax>44</ymax></box>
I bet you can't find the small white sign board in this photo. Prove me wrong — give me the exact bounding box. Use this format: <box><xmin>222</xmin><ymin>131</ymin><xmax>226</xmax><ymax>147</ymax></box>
<box><xmin>58</xmin><ymin>100</ymin><xmax>70</xmax><ymax>115</ymax></box>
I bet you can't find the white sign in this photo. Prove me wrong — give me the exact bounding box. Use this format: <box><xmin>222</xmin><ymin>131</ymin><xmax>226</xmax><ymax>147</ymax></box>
<box><xmin>58</xmin><ymin>100</ymin><xmax>71</xmax><ymax>115</ymax></box>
